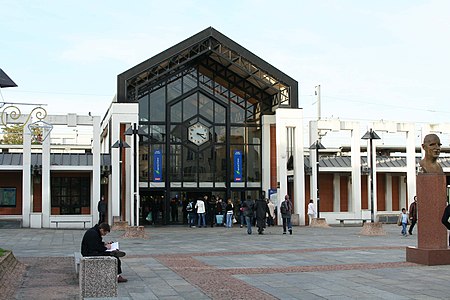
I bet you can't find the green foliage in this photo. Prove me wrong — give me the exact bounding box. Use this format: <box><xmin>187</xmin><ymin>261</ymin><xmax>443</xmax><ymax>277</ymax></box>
<box><xmin>0</xmin><ymin>248</ymin><xmax>5</xmax><ymax>256</ymax></box>
<box><xmin>1</xmin><ymin>125</ymin><xmax>43</xmax><ymax>145</ymax></box>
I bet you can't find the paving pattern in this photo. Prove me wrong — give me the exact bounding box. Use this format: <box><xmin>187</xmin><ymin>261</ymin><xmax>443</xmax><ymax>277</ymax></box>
<box><xmin>1</xmin><ymin>224</ymin><xmax>450</xmax><ymax>299</ymax></box>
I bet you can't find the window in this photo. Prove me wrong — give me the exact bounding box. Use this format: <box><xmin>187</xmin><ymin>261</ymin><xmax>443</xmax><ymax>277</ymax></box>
<box><xmin>51</xmin><ymin>177</ymin><xmax>90</xmax><ymax>215</ymax></box>
<box><xmin>0</xmin><ymin>188</ymin><xmax>16</xmax><ymax>207</ymax></box>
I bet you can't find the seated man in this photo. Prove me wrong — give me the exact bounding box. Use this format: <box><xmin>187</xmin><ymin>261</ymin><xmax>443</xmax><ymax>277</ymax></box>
<box><xmin>81</xmin><ymin>222</ymin><xmax>127</xmax><ymax>283</ymax></box>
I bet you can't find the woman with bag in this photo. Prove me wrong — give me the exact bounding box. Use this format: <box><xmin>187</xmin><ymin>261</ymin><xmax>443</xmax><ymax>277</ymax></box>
<box><xmin>225</xmin><ymin>198</ymin><xmax>234</xmax><ymax>228</ymax></box>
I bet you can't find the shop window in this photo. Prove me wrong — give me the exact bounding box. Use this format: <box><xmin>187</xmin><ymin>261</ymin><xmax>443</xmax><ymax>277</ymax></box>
<box><xmin>51</xmin><ymin>177</ymin><xmax>90</xmax><ymax>215</ymax></box>
<box><xmin>149</xmin><ymin>87</ymin><xmax>166</xmax><ymax>122</ymax></box>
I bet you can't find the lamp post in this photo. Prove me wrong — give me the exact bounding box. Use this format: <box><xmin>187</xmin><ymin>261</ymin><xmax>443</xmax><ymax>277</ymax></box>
<box><xmin>309</xmin><ymin>140</ymin><xmax>325</xmax><ymax>218</ymax></box>
<box><xmin>361</xmin><ymin>129</ymin><xmax>380</xmax><ymax>223</ymax></box>
<box><xmin>125</xmin><ymin>123</ymin><xmax>144</xmax><ymax>226</ymax></box>
<box><xmin>111</xmin><ymin>139</ymin><xmax>130</xmax><ymax>221</ymax></box>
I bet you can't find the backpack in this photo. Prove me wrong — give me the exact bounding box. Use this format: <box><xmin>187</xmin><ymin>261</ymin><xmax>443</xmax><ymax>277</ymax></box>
<box><xmin>280</xmin><ymin>202</ymin><xmax>287</xmax><ymax>214</ymax></box>
<box><xmin>186</xmin><ymin>202</ymin><xmax>193</xmax><ymax>212</ymax></box>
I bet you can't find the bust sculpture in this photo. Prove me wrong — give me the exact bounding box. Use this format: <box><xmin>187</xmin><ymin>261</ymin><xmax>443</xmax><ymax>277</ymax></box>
<box><xmin>418</xmin><ymin>133</ymin><xmax>444</xmax><ymax>174</ymax></box>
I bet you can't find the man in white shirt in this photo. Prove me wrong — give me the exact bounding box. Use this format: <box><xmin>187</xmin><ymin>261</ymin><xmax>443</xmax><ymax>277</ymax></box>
<box><xmin>307</xmin><ymin>199</ymin><xmax>316</xmax><ymax>226</ymax></box>
<box><xmin>195</xmin><ymin>197</ymin><xmax>206</xmax><ymax>228</ymax></box>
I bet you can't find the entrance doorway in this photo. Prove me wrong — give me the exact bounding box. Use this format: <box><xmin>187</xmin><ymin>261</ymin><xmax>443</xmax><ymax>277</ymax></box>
<box><xmin>140</xmin><ymin>191</ymin><xmax>165</xmax><ymax>226</ymax></box>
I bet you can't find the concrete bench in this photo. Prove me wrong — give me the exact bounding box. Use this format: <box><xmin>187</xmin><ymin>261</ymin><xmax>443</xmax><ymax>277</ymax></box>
<box><xmin>51</xmin><ymin>220</ymin><xmax>90</xmax><ymax>229</ymax></box>
<box><xmin>79</xmin><ymin>256</ymin><xmax>117</xmax><ymax>299</ymax></box>
<box><xmin>74</xmin><ymin>252</ymin><xmax>82</xmax><ymax>274</ymax></box>
<box><xmin>336</xmin><ymin>218</ymin><xmax>371</xmax><ymax>226</ymax></box>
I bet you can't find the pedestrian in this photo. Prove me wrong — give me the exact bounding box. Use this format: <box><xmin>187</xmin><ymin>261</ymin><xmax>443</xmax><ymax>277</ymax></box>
<box><xmin>186</xmin><ymin>198</ymin><xmax>196</xmax><ymax>228</ymax></box>
<box><xmin>81</xmin><ymin>223</ymin><xmax>127</xmax><ymax>283</ymax></box>
<box><xmin>195</xmin><ymin>196</ymin><xmax>206</xmax><ymax>228</ymax></box>
<box><xmin>441</xmin><ymin>203</ymin><xmax>450</xmax><ymax>246</ymax></box>
<box><xmin>97</xmin><ymin>196</ymin><xmax>106</xmax><ymax>225</ymax></box>
<box><xmin>207</xmin><ymin>195</ymin><xmax>216</xmax><ymax>227</ymax></box>
<box><xmin>397</xmin><ymin>208</ymin><xmax>409</xmax><ymax>236</ymax></box>
<box><xmin>267</xmin><ymin>199</ymin><xmax>275</xmax><ymax>227</ymax></box>
<box><xmin>408</xmin><ymin>196</ymin><xmax>417</xmax><ymax>235</ymax></box>
<box><xmin>307</xmin><ymin>199</ymin><xmax>316</xmax><ymax>226</ymax></box>
<box><xmin>225</xmin><ymin>198</ymin><xmax>234</xmax><ymax>228</ymax></box>
<box><xmin>280</xmin><ymin>195</ymin><xmax>293</xmax><ymax>235</ymax></box>
<box><xmin>242</xmin><ymin>195</ymin><xmax>254</xmax><ymax>234</ymax></box>
<box><xmin>255</xmin><ymin>197</ymin><xmax>269</xmax><ymax>234</ymax></box>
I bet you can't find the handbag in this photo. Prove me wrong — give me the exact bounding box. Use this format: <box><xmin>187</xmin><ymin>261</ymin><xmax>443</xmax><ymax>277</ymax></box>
<box><xmin>233</xmin><ymin>216</ymin><xmax>237</xmax><ymax>224</ymax></box>
<box><xmin>397</xmin><ymin>215</ymin><xmax>402</xmax><ymax>226</ymax></box>
<box><xmin>146</xmin><ymin>213</ymin><xmax>152</xmax><ymax>222</ymax></box>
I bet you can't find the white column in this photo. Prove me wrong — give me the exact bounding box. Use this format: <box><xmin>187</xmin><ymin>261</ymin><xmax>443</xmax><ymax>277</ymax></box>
<box><xmin>22</xmin><ymin>126</ymin><xmax>32</xmax><ymax>227</ymax></box>
<box><xmin>333</xmin><ymin>174</ymin><xmax>340</xmax><ymax>212</ymax></box>
<box><xmin>405</xmin><ymin>127</ymin><xmax>416</xmax><ymax>207</ymax></box>
<box><xmin>111</xmin><ymin>116</ymin><xmax>121</xmax><ymax>221</ymax></box>
<box><xmin>92</xmin><ymin>116</ymin><xmax>101</xmax><ymax>226</ymax></box>
<box><xmin>261</xmin><ymin>115</ymin><xmax>274</xmax><ymax>198</ymax></box>
<box><xmin>42</xmin><ymin>128</ymin><xmax>51</xmax><ymax>228</ymax></box>
<box><xmin>309</xmin><ymin>120</ymin><xmax>319</xmax><ymax>213</ymax></box>
<box><xmin>294</xmin><ymin>112</ymin><xmax>305</xmax><ymax>225</ymax></box>
<box><xmin>385</xmin><ymin>175</ymin><xmax>392</xmax><ymax>211</ymax></box>
<box><xmin>349</xmin><ymin>124</ymin><xmax>361</xmax><ymax>216</ymax></box>
<box><xmin>276</xmin><ymin>114</ymin><xmax>288</xmax><ymax>215</ymax></box>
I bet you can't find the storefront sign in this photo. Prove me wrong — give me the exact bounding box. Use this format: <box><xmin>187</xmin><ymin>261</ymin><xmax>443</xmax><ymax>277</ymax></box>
<box><xmin>234</xmin><ymin>150</ymin><xmax>242</xmax><ymax>182</ymax></box>
<box><xmin>153</xmin><ymin>150</ymin><xmax>162</xmax><ymax>182</ymax></box>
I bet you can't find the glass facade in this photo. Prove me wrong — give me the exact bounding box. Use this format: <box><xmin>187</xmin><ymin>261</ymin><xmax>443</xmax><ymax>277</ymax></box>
<box><xmin>138</xmin><ymin>65</ymin><xmax>264</xmax><ymax>196</ymax></box>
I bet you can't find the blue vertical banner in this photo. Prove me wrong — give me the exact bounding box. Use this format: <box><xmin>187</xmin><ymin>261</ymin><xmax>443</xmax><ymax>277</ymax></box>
<box><xmin>234</xmin><ymin>150</ymin><xmax>242</xmax><ymax>182</ymax></box>
<box><xmin>153</xmin><ymin>150</ymin><xmax>162</xmax><ymax>182</ymax></box>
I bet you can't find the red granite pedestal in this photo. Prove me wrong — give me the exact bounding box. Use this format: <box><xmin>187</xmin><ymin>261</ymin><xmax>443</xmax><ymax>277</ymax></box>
<box><xmin>406</xmin><ymin>174</ymin><xmax>450</xmax><ymax>265</ymax></box>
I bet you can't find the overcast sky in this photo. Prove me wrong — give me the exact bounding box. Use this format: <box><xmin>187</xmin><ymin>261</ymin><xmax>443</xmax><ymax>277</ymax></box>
<box><xmin>1</xmin><ymin>0</ymin><xmax>450</xmax><ymax>146</ymax></box>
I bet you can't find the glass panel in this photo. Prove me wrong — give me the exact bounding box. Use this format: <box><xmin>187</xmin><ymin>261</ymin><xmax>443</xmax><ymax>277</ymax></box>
<box><xmin>171</xmin><ymin>101</ymin><xmax>182</xmax><ymax>123</ymax></box>
<box><xmin>183</xmin><ymin>69</ymin><xmax>197</xmax><ymax>93</ymax></box>
<box><xmin>230</xmin><ymin>102</ymin><xmax>245</xmax><ymax>123</ymax></box>
<box><xmin>215</xmin><ymin>102</ymin><xmax>226</xmax><ymax>124</ymax></box>
<box><xmin>149</xmin><ymin>124</ymin><xmax>166</xmax><ymax>143</ymax></box>
<box><xmin>183</xmin><ymin>146</ymin><xmax>197</xmax><ymax>182</ymax></box>
<box><xmin>215</xmin><ymin>144</ymin><xmax>226</xmax><ymax>182</ymax></box>
<box><xmin>167</xmin><ymin>78</ymin><xmax>182</xmax><ymax>101</ymax></box>
<box><xmin>247</xmin><ymin>126</ymin><xmax>261</xmax><ymax>144</ymax></box>
<box><xmin>199</xmin><ymin>94</ymin><xmax>213</xmax><ymax>122</ymax></box>
<box><xmin>230</xmin><ymin>126</ymin><xmax>245</xmax><ymax>144</ymax></box>
<box><xmin>170</xmin><ymin>124</ymin><xmax>183</xmax><ymax>143</ymax></box>
<box><xmin>169</xmin><ymin>145</ymin><xmax>182</xmax><ymax>182</ymax></box>
<box><xmin>139</xmin><ymin>141</ymin><xmax>149</xmax><ymax>182</ymax></box>
<box><xmin>215</xmin><ymin>82</ymin><xmax>228</xmax><ymax>103</ymax></box>
<box><xmin>230</xmin><ymin>145</ymin><xmax>245</xmax><ymax>182</ymax></box>
<box><xmin>199</xmin><ymin>72</ymin><xmax>214</xmax><ymax>94</ymax></box>
<box><xmin>215</xmin><ymin>126</ymin><xmax>226</xmax><ymax>143</ymax></box>
<box><xmin>183</xmin><ymin>93</ymin><xmax>197</xmax><ymax>121</ymax></box>
<box><xmin>138</xmin><ymin>94</ymin><xmax>149</xmax><ymax>122</ymax></box>
<box><xmin>198</xmin><ymin>147</ymin><xmax>214</xmax><ymax>182</ymax></box>
<box><xmin>247</xmin><ymin>145</ymin><xmax>261</xmax><ymax>182</ymax></box>
<box><xmin>150</xmin><ymin>87</ymin><xmax>166</xmax><ymax>122</ymax></box>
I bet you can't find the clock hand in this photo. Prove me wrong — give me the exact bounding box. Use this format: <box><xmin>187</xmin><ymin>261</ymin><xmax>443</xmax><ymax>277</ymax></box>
<box><xmin>197</xmin><ymin>133</ymin><xmax>205</xmax><ymax>138</ymax></box>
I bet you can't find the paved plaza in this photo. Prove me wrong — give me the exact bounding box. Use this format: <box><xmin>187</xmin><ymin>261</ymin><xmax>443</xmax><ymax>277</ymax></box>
<box><xmin>1</xmin><ymin>224</ymin><xmax>450</xmax><ymax>299</ymax></box>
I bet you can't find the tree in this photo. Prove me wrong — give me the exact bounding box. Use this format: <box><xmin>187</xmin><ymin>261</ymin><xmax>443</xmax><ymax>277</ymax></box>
<box><xmin>1</xmin><ymin>125</ymin><xmax>43</xmax><ymax>145</ymax></box>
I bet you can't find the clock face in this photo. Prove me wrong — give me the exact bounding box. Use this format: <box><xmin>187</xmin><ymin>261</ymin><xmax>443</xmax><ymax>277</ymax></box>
<box><xmin>188</xmin><ymin>122</ymin><xmax>209</xmax><ymax>146</ymax></box>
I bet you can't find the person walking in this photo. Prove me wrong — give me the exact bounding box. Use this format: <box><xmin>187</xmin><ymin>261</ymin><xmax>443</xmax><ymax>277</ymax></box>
<box><xmin>225</xmin><ymin>198</ymin><xmax>234</xmax><ymax>228</ymax></box>
<box><xmin>307</xmin><ymin>199</ymin><xmax>316</xmax><ymax>226</ymax></box>
<box><xmin>186</xmin><ymin>199</ymin><xmax>196</xmax><ymax>228</ymax></box>
<box><xmin>255</xmin><ymin>197</ymin><xmax>269</xmax><ymax>234</ymax></box>
<box><xmin>408</xmin><ymin>196</ymin><xmax>417</xmax><ymax>235</ymax></box>
<box><xmin>242</xmin><ymin>196</ymin><xmax>254</xmax><ymax>234</ymax></box>
<box><xmin>280</xmin><ymin>195</ymin><xmax>293</xmax><ymax>235</ymax></box>
<box><xmin>267</xmin><ymin>199</ymin><xmax>275</xmax><ymax>227</ymax></box>
<box><xmin>195</xmin><ymin>197</ymin><xmax>206</xmax><ymax>228</ymax></box>
<box><xmin>97</xmin><ymin>196</ymin><xmax>107</xmax><ymax>225</ymax></box>
<box><xmin>398</xmin><ymin>208</ymin><xmax>409</xmax><ymax>237</ymax></box>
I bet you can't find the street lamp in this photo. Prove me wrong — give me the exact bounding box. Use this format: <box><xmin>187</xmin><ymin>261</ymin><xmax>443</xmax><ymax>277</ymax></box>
<box><xmin>111</xmin><ymin>139</ymin><xmax>130</xmax><ymax>221</ymax></box>
<box><xmin>125</xmin><ymin>123</ymin><xmax>145</xmax><ymax>226</ymax></box>
<box><xmin>361</xmin><ymin>129</ymin><xmax>381</xmax><ymax>223</ymax></box>
<box><xmin>309</xmin><ymin>140</ymin><xmax>325</xmax><ymax>218</ymax></box>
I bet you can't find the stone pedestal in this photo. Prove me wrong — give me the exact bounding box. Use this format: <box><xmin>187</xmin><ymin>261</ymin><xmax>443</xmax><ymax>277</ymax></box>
<box><xmin>79</xmin><ymin>256</ymin><xmax>117</xmax><ymax>299</ymax></box>
<box><xmin>123</xmin><ymin>226</ymin><xmax>147</xmax><ymax>239</ymax></box>
<box><xmin>310</xmin><ymin>218</ymin><xmax>330</xmax><ymax>228</ymax></box>
<box><xmin>359</xmin><ymin>222</ymin><xmax>386</xmax><ymax>236</ymax></box>
<box><xmin>406</xmin><ymin>174</ymin><xmax>450</xmax><ymax>265</ymax></box>
<box><xmin>112</xmin><ymin>221</ymin><xmax>128</xmax><ymax>231</ymax></box>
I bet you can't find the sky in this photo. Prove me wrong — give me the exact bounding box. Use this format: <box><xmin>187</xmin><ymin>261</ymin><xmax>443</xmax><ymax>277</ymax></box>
<box><xmin>1</xmin><ymin>0</ymin><xmax>450</xmax><ymax>146</ymax></box>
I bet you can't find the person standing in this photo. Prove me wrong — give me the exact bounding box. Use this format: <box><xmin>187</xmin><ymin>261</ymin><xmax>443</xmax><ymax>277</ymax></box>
<box><xmin>207</xmin><ymin>195</ymin><xmax>216</xmax><ymax>227</ymax></box>
<box><xmin>225</xmin><ymin>198</ymin><xmax>234</xmax><ymax>228</ymax></box>
<box><xmin>255</xmin><ymin>197</ymin><xmax>269</xmax><ymax>234</ymax></box>
<box><xmin>307</xmin><ymin>199</ymin><xmax>316</xmax><ymax>226</ymax></box>
<box><xmin>408</xmin><ymin>196</ymin><xmax>417</xmax><ymax>235</ymax></box>
<box><xmin>195</xmin><ymin>197</ymin><xmax>206</xmax><ymax>228</ymax></box>
<box><xmin>267</xmin><ymin>199</ymin><xmax>275</xmax><ymax>227</ymax></box>
<box><xmin>97</xmin><ymin>196</ymin><xmax>106</xmax><ymax>225</ymax></box>
<box><xmin>281</xmin><ymin>195</ymin><xmax>293</xmax><ymax>235</ymax></box>
<box><xmin>242</xmin><ymin>196</ymin><xmax>254</xmax><ymax>234</ymax></box>
<box><xmin>186</xmin><ymin>198</ymin><xmax>196</xmax><ymax>228</ymax></box>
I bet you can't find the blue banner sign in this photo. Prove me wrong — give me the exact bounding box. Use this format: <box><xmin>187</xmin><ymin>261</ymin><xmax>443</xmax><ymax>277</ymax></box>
<box><xmin>153</xmin><ymin>150</ymin><xmax>162</xmax><ymax>182</ymax></box>
<box><xmin>234</xmin><ymin>150</ymin><xmax>242</xmax><ymax>182</ymax></box>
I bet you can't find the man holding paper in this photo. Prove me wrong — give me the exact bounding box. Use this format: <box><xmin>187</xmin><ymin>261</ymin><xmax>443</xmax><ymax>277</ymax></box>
<box><xmin>81</xmin><ymin>223</ymin><xmax>128</xmax><ymax>283</ymax></box>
